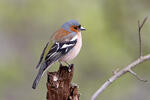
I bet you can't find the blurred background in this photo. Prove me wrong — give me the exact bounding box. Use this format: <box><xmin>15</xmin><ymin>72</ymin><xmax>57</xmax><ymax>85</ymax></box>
<box><xmin>0</xmin><ymin>0</ymin><xmax>150</xmax><ymax>100</ymax></box>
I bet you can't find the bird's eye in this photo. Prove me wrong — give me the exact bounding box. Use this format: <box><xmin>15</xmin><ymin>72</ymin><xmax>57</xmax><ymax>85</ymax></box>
<box><xmin>78</xmin><ymin>25</ymin><xmax>81</xmax><ymax>28</ymax></box>
<box><xmin>74</xmin><ymin>26</ymin><xmax>77</xmax><ymax>30</ymax></box>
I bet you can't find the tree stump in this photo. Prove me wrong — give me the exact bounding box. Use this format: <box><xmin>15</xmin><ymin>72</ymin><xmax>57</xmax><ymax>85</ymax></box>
<box><xmin>46</xmin><ymin>64</ymin><xmax>80</xmax><ymax>100</ymax></box>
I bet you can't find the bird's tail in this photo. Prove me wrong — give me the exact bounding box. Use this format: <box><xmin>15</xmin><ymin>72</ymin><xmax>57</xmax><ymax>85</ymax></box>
<box><xmin>32</xmin><ymin>63</ymin><xmax>49</xmax><ymax>89</ymax></box>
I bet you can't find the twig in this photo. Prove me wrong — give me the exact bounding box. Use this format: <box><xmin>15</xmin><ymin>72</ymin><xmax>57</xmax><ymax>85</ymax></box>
<box><xmin>128</xmin><ymin>69</ymin><xmax>147</xmax><ymax>82</ymax></box>
<box><xmin>91</xmin><ymin>54</ymin><xmax>150</xmax><ymax>100</ymax></box>
<box><xmin>91</xmin><ymin>17</ymin><xmax>149</xmax><ymax>100</ymax></box>
<box><xmin>138</xmin><ymin>17</ymin><xmax>148</xmax><ymax>57</ymax></box>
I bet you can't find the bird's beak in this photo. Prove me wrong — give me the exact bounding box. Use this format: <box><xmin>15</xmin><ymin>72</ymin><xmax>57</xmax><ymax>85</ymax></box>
<box><xmin>80</xmin><ymin>26</ymin><xmax>86</xmax><ymax>31</ymax></box>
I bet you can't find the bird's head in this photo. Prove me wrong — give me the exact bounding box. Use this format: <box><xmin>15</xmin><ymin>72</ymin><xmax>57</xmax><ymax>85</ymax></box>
<box><xmin>61</xmin><ymin>20</ymin><xmax>86</xmax><ymax>33</ymax></box>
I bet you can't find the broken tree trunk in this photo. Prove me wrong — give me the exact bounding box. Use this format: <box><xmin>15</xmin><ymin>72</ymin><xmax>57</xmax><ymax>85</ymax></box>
<box><xmin>46</xmin><ymin>64</ymin><xmax>80</xmax><ymax>100</ymax></box>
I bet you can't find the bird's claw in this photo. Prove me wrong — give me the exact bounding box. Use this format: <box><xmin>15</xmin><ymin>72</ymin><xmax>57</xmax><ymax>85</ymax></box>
<box><xmin>68</xmin><ymin>64</ymin><xmax>73</xmax><ymax>72</ymax></box>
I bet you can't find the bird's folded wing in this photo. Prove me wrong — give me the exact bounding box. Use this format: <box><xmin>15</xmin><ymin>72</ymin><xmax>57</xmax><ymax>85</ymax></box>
<box><xmin>45</xmin><ymin>39</ymin><xmax>77</xmax><ymax>66</ymax></box>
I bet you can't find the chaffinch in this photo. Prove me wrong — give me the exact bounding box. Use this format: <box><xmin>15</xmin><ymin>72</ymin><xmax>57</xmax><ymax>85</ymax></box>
<box><xmin>32</xmin><ymin>20</ymin><xmax>85</xmax><ymax>89</ymax></box>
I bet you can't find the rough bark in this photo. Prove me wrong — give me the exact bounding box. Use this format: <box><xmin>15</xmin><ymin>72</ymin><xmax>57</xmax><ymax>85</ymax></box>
<box><xmin>46</xmin><ymin>64</ymin><xmax>80</xmax><ymax>100</ymax></box>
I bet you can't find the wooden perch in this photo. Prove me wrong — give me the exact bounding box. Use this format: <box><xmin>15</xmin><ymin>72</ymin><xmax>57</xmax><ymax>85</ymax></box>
<box><xmin>46</xmin><ymin>64</ymin><xmax>80</xmax><ymax>100</ymax></box>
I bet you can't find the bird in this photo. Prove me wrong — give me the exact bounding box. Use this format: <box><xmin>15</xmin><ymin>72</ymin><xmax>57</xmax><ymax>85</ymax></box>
<box><xmin>32</xmin><ymin>20</ymin><xmax>86</xmax><ymax>89</ymax></box>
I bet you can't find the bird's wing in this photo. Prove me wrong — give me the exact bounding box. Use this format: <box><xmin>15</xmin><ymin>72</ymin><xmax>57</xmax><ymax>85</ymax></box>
<box><xmin>35</xmin><ymin>39</ymin><xmax>77</xmax><ymax>69</ymax></box>
<box><xmin>44</xmin><ymin>39</ymin><xmax>77</xmax><ymax>66</ymax></box>
<box><xmin>32</xmin><ymin>39</ymin><xmax>77</xmax><ymax>89</ymax></box>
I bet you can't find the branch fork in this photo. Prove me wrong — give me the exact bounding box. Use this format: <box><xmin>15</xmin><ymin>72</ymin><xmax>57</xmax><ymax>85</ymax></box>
<box><xmin>91</xmin><ymin>17</ymin><xmax>149</xmax><ymax>100</ymax></box>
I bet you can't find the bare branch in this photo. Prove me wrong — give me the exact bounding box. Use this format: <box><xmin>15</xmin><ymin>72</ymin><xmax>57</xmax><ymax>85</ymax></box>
<box><xmin>138</xmin><ymin>17</ymin><xmax>148</xmax><ymax>57</ymax></box>
<box><xmin>128</xmin><ymin>69</ymin><xmax>147</xmax><ymax>82</ymax></box>
<box><xmin>91</xmin><ymin>54</ymin><xmax>150</xmax><ymax>100</ymax></box>
<box><xmin>91</xmin><ymin>17</ymin><xmax>149</xmax><ymax>100</ymax></box>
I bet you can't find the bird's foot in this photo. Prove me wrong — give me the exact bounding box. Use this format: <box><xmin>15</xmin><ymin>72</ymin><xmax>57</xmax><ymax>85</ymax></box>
<box><xmin>64</xmin><ymin>61</ymin><xmax>70</xmax><ymax>66</ymax></box>
<box><xmin>59</xmin><ymin>62</ymin><xmax>73</xmax><ymax>72</ymax></box>
<box><xmin>68</xmin><ymin>64</ymin><xmax>74</xmax><ymax>72</ymax></box>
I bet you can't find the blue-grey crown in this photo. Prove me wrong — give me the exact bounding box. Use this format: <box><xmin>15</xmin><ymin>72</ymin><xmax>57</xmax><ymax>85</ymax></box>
<box><xmin>61</xmin><ymin>20</ymin><xmax>81</xmax><ymax>32</ymax></box>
